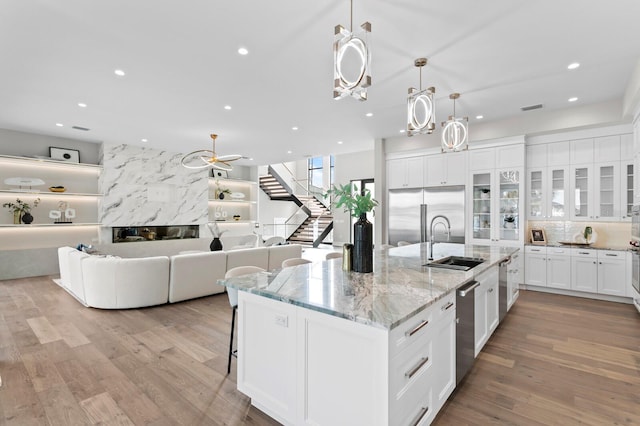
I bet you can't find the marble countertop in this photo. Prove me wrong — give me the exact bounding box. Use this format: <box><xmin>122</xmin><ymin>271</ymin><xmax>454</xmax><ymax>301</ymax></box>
<box><xmin>525</xmin><ymin>242</ymin><xmax>632</xmax><ymax>251</ymax></box>
<box><xmin>219</xmin><ymin>243</ymin><xmax>517</xmax><ymax>331</ymax></box>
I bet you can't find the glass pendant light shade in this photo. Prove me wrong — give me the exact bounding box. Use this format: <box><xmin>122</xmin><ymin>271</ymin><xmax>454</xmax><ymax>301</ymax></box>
<box><xmin>441</xmin><ymin>93</ymin><xmax>468</xmax><ymax>152</ymax></box>
<box><xmin>407</xmin><ymin>58</ymin><xmax>436</xmax><ymax>136</ymax></box>
<box><xmin>333</xmin><ymin>1</ymin><xmax>371</xmax><ymax>101</ymax></box>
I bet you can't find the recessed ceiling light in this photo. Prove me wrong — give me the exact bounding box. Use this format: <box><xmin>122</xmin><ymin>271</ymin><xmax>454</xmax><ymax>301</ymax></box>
<box><xmin>55</xmin><ymin>123</ymin><xmax>63</xmax><ymax>127</ymax></box>
<box><xmin>78</xmin><ymin>102</ymin><xmax>87</xmax><ymax>108</ymax></box>
<box><xmin>476</xmin><ymin>115</ymin><xmax>484</xmax><ymax>120</ymax></box>
<box><xmin>287</xmin><ymin>150</ymin><xmax>292</xmax><ymax>154</ymax></box>
<box><xmin>567</xmin><ymin>62</ymin><xmax>580</xmax><ymax>70</ymax></box>
<box><xmin>292</xmin><ymin>126</ymin><xmax>299</xmax><ymax>131</ymax></box>
<box><xmin>365</xmin><ymin>112</ymin><xmax>373</xmax><ymax>117</ymax></box>
<box><xmin>114</xmin><ymin>69</ymin><xmax>125</xmax><ymax>76</ymax></box>
<box><xmin>399</xmin><ymin>129</ymin><xmax>405</xmax><ymax>133</ymax></box>
<box><xmin>224</xmin><ymin>105</ymin><xmax>232</xmax><ymax>110</ymax></box>
<box><xmin>337</xmin><ymin>141</ymin><xmax>343</xmax><ymax>144</ymax></box>
<box><xmin>238</xmin><ymin>47</ymin><xmax>249</xmax><ymax>55</ymax></box>
<box><xmin>141</xmin><ymin>138</ymin><xmax>148</xmax><ymax>142</ymax></box>
<box><xmin>568</xmin><ymin>97</ymin><xmax>578</xmax><ymax>102</ymax></box>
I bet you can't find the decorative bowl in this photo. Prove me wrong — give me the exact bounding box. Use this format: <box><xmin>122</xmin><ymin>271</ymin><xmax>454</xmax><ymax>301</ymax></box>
<box><xmin>49</xmin><ymin>186</ymin><xmax>66</xmax><ymax>192</ymax></box>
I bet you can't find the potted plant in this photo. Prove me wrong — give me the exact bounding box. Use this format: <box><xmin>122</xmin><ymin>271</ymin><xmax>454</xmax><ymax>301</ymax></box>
<box><xmin>326</xmin><ymin>183</ymin><xmax>378</xmax><ymax>273</ymax></box>
<box><xmin>3</xmin><ymin>198</ymin><xmax>40</xmax><ymax>224</ymax></box>
<box><xmin>214</xmin><ymin>179</ymin><xmax>232</xmax><ymax>200</ymax></box>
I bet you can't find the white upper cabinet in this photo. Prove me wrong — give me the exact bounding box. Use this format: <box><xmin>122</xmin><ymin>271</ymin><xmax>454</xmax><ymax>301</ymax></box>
<box><xmin>570</xmin><ymin>138</ymin><xmax>594</xmax><ymax>164</ymax></box>
<box><xmin>621</xmin><ymin>133</ymin><xmax>634</xmax><ymax>161</ymax></box>
<box><xmin>496</xmin><ymin>144</ymin><xmax>525</xmax><ymax>168</ymax></box>
<box><xmin>424</xmin><ymin>151</ymin><xmax>467</xmax><ymax>186</ymax></box>
<box><xmin>594</xmin><ymin>135</ymin><xmax>621</xmax><ymax>163</ymax></box>
<box><xmin>469</xmin><ymin>148</ymin><xmax>496</xmax><ymax>170</ymax></box>
<box><xmin>387</xmin><ymin>156</ymin><xmax>424</xmax><ymax>189</ymax></box>
<box><xmin>570</xmin><ymin>164</ymin><xmax>594</xmax><ymax>220</ymax></box>
<box><xmin>547</xmin><ymin>141</ymin><xmax>571</xmax><ymax>166</ymax></box>
<box><xmin>594</xmin><ymin>162</ymin><xmax>620</xmax><ymax>220</ymax></box>
<box><xmin>526</xmin><ymin>144</ymin><xmax>546</xmax><ymax>168</ymax></box>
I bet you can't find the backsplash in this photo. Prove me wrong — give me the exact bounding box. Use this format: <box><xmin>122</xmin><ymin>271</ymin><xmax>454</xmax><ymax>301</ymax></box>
<box><xmin>527</xmin><ymin>220</ymin><xmax>631</xmax><ymax>250</ymax></box>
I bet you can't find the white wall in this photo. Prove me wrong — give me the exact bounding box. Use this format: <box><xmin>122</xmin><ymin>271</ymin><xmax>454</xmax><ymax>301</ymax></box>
<box><xmin>0</xmin><ymin>128</ymin><xmax>101</xmax><ymax>163</ymax></box>
<box><xmin>332</xmin><ymin>150</ymin><xmax>375</xmax><ymax>246</ymax></box>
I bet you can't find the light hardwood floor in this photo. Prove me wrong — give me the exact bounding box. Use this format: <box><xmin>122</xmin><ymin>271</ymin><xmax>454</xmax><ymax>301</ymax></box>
<box><xmin>1</xmin><ymin>276</ymin><xmax>639</xmax><ymax>425</ymax></box>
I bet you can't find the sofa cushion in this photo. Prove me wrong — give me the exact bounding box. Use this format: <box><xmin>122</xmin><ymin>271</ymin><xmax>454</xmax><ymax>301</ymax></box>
<box><xmin>267</xmin><ymin>244</ymin><xmax>303</xmax><ymax>271</ymax></box>
<box><xmin>67</xmin><ymin>250</ymin><xmax>91</xmax><ymax>303</ymax></box>
<box><xmin>169</xmin><ymin>251</ymin><xmax>227</xmax><ymax>303</ymax></box>
<box><xmin>57</xmin><ymin>246</ymin><xmax>76</xmax><ymax>288</ymax></box>
<box><xmin>82</xmin><ymin>255</ymin><xmax>170</xmax><ymax>309</ymax></box>
<box><xmin>226</xmin><ymin>247</ymin><xmax>269</xmax><ymax>271</ymax></box>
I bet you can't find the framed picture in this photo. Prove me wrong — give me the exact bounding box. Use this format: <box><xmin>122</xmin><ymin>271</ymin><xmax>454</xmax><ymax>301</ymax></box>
<box><xmin>50</xmin><ymin>147</ymin><xmax>80</xmax><ymax>163</ymax></box>
<box><xmin>530</xmin><ymin>228</ymin><xmax>546</xmax><ymax>245</ymax></box>
<box><xmin>212</xmin><ymin>169</ymin><xmax>228</xmax><ymax>179</ymax></box>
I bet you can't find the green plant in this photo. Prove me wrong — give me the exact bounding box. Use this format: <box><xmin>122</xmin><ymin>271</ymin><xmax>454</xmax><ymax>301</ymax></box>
<box><xmin>3</xmin><ymin>198</ymin><xmax>40</xmax><ymax>214</ymax></box>
<box><xmin>325</xmin><ymin>183</ymin><xmax>378</xmax><ymax>218</ymax></box>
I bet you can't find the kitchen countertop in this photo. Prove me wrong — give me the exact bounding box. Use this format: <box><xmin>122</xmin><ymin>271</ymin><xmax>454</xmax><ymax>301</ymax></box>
<box><xmin>525</xmin><ymin>242</ymin><xmax>632</xmax><ymax>251</ymax></box>
<box><xmin>219</xmin><ymin>243</ymin><xmax>517</xmax><ymax>331</ymax></box>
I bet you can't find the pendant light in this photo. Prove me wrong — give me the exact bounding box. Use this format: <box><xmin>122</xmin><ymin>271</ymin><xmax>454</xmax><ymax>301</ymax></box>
<box><xmin>407</xmin><ymin>58</ymin><xmax>436</xmax><ymax>136</ymax></box>
<box><xmin>181</xmin><ymin>134</ymin><xmax>242</xmax><ymax>171</ymax></box>
<box><xmin>333</xmin><ymin>0</ymin><xmax>371</xmax><ymax>101</ymax></box>
<box><xmin>441</xmin><ymin>93</ymin><xmax>468</xmax><ymax>152</ymax></box>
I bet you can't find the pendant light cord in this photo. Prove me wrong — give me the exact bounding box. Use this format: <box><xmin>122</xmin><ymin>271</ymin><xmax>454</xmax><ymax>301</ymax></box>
<box><xmin>350</xmin><ymin>0</ymin><xmax>353</xmax><ymax>32</ymax></box>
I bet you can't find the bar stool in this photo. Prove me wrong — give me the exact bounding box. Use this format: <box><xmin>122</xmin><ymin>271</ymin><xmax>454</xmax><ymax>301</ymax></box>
<box><xmin>224</xmin><ymin>265</ymin><xmax>265</xmax><ymax>374</ymax></box>
<box><xmin>281</xmin><ymin>258</ymin><xmax>312</xmax><ymax>268</ymax></box>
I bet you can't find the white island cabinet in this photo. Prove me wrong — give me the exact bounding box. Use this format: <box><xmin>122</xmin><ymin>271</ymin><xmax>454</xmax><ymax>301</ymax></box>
<box><xmin>222</xmin><ymin>243</ymin><xmax>515</xmax><ymax>426</ymax></box>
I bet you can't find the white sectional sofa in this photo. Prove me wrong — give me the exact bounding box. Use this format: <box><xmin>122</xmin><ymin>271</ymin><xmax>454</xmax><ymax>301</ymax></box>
<box><xmin>56</xmin><ymin>239</ymin><xmax>302</xmax><ymax>309</ymax></box>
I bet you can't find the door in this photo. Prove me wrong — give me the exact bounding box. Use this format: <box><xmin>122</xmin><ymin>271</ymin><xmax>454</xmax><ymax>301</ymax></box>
<box><xmin>597</xmin><ymin>252</ymin><xmax>626</xmax><ymax>296</ymax></box>
<box><xmin>571</xmin><ymin>252</ymin><xmax>598</xmax><ymax>293</ymax></box>
<box><xmin>486</xmin><ymin>280</ymin><xmax>499</xmax><ymax>334</ymax></box>
<box><xmin>525</xmin><ymin>251</ymin><xmax>547</xmax><ymax>286</ymax></box>
<box><xmin>621</xmin><ymin>162</ymin><xmax>634</xmax><ymax>220</ymax></box>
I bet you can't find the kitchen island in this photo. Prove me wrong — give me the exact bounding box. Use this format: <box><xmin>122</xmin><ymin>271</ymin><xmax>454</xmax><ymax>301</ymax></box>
<box><xmin>220</xmin><ymin>243</ymin><xmax>517</xmax><ymax>426</ymax></box>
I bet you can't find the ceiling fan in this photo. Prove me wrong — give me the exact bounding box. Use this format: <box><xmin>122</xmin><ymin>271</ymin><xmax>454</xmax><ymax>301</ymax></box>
<box><xmin>181</xmin><ymin>134</ymin><xmax>242</xmax><ymax>171</ymax></box>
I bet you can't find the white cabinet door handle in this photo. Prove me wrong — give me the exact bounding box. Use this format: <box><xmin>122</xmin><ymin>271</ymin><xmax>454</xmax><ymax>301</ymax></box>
<box><xmin>406</xmin><ymin>319</ymin><xmax>429</xmax><ymax>337</ymax></box>
<box><xmin>405</xmin><ymin>357</ymin><xmax>429</xmax><ymax>378</ymax></box>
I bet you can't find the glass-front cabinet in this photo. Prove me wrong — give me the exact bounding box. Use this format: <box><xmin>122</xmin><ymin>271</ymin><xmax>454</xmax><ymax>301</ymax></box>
<box><xmin>472</xmin><ymin>172</ymin><xmax>492</xmax><ymax>242</ymax></box>
<box><xmin>594</xmin><ymin>162</ymin><xmax>619</xmax><ymax>220</ymax></box>
<box><xmin>471</xmin><ymin>168</ymin><xmax>523</xmax><ymax>245</ymax></box>
<box><xmin>622</xmin><ymin>162</ymin><xmax>634</xmax><ymax>220</ymax></box>
<box><xmin>527</xmin><ymin>167</ymin><xmax>569</xmax><ymax>220</ymax></box>
<box><xmin>570</xmin><ymin>165</ymin><xmax>593</xmax><ymax>220</ymax></box>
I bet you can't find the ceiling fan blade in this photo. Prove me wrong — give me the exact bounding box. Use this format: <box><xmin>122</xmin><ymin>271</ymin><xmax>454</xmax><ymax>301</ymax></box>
<box><xmin>211</xmin><ymin>161</ymin><xmax>233</xmax><ymax>171</ymax></box>
<box><xmin>181</xmin><ymin>149</ymin><xmax>215</xmax><ymax>169</ymax></box>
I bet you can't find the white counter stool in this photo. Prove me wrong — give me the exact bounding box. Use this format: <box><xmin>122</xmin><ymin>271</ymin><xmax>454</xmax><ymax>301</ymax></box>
<box><xmin>325</xmin><ymin>252</ymin><xmax>343</xmax><ymax>260</ymax></box>
<box><xmin>281</xmin><ymin>258</ymin><xmax>312</xmax><ymax>268</ymax></box>
<box><xmin>224</xmin><ymin>265</ymin><xmax>265</xmax><ymax>375</ymax></box>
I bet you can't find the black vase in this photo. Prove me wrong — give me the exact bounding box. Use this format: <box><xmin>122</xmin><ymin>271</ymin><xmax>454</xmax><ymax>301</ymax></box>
<box><xmin>353</xmin><ymin>213</ymin><xmax>373</xmax><ymax>273</ymax></box>
<box><xmin>210</xmin><ymin>237</ymin><xmax>223</xmax><ymax>251</ymax></box>
<box><xmin>21</xmin><ymin>212</ymin><xmax>33</xmax><ymax>224</ymax></box>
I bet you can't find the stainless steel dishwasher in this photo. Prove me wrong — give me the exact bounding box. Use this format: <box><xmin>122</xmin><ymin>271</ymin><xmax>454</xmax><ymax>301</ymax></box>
<box><xmin>498</xmin><ymin>256</ymin><xmax>511</xmax><ymax>322</ymax></box>
<box><xmin>456</xmin><ymin>280</ymin><xmax>479</xmax><ymax>385</ymax></box>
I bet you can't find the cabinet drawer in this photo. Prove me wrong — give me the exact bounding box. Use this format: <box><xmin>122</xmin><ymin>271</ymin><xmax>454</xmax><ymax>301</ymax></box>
<box><xmin>389</xmin><ymin>331</ymin><xmax>434</xmax><ymax>399</ymax></box>
<box><xmin>391</xmin><ymin>379</ymin><xmax>435</xmax><ymax>426</ymax></box>
<box><xmin>547</xmin><ymin>247</ymin><xmax>571</xmax><ymax>256</ymax></box>
<box><xmin>597</xmin><ymin>250</ymin><xmax>626</xmax><ymax>260</ymax></box>
<box><xmin>525</xmin><ymin>246</ymin><xmax>547</xmax><ymax>254</ymax></box>
<box><xmin>389</xmin><ymin>293</ymin><xmax>454</xmax><ymax>359</ymax></box>
<box><xmin>571</xmin><ymin>248</ymin><xmax>597</xmax><ymax>258</ymax></box>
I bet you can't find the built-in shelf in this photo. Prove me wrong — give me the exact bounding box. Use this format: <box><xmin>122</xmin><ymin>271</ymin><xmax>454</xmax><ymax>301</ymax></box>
<box><xmin>0</xmin><ymin>154</ymin><xmax>102</xmax><ymax>170</ymax></box>
<box><xmin>0</xmin><ymin>189</ymin><xmax>102</xmax><ymax>197</ymax></box>
<box><xmin>0</xmin><ymin>223</ymin><xmax>101</xmax><ymax>228</ymax></box>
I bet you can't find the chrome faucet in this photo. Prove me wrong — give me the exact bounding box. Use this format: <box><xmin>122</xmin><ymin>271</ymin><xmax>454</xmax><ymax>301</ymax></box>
<box><xmin>429</xmin><ymin>215</ymin><xmax>451</xmax><ymax>260</ymax></box>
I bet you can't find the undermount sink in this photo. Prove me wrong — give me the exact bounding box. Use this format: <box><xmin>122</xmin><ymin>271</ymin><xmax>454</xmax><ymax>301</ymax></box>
<box><xmin>424</xmin><ymin>256</ymin><xmax>485</xmax><ymax>271</ymax></box>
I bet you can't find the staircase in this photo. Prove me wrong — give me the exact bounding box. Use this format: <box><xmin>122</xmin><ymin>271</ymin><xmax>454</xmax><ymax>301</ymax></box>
<box><xmin>259</xmin><ymin>166</ymin><xmax>333</xmax><ymax>247</ymax></box>
<box><xmin>288</xmin><ymin>196</ymin><xmax>333</xmax><ymax>246</ymax></box>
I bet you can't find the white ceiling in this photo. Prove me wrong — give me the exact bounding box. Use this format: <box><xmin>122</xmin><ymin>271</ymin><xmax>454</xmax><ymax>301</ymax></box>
<box><xmin>1</xmin><ymin>0</ymin><xmax>639</xmax><ymax>166</ymax></box>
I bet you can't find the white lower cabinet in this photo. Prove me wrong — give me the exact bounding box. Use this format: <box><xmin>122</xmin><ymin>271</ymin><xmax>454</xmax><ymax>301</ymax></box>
<box><xmin>474</xmin><ymin>266</ymin><xmax>499</xmax><ymax>357</ymax></box>
<box><xmin>238</xmin><ymin>290</ymin><xmax>456</xmax><ymax>426</ymax></box>
<box><xmin>507</xmin><ymin>250</ymin><xmax>522</xmax><ymax>310</ymax></box>
<box><xmin>571</xmin><ymin>249</ymin><xmax>599</xmax><ymax>293</ymax></box>
<box><xmin>597</xmin><ymin>251</ymin><xmax>627</xmax><ymax>296</ymax></box>
<box><xmin>524</xmin><ymin>246</ymin><xmax>629</xmax><ymax>298</ymax></box>
<box><xmin>546</xmin><ymin>247</ymin><xmax>571</xmax><ymax>289</ymax></box>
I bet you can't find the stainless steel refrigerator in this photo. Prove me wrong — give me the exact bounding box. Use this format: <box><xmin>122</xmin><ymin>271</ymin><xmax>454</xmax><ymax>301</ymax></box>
<box><xmin>388</xmin><ymin>186</ymin><xmax>465</xmax><ymax>246</ymax></box>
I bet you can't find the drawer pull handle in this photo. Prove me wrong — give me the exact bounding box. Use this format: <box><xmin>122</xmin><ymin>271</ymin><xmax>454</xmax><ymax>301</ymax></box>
<box><xmin>406</xmin><ymin>320</ymin><xmax>429</xmax><ymax>337</ymax></box>
<box><xmin>410</xmin><ymin>406</ymin><xmax>430</xmax><ymax>426</ymax></box>
<box><xmin>488</xmin><ymin>287</ymin><xmax>494</xmax><ymax>293</ymax></box>
<box><xmin>578</xmin><ymin>251</ymin><xmax>590</xmax><ymax>255</ymax></box>
<box><xmin>605</xmin><ymin>253</ymin><xmax>617</xmax><ymax>257</ymax></box>
<box><xmin>442</xmin><ymin>301</ymin><xmax>455</xmax><ymax>311</ymax></box>
<box><xmin>405</xmin><ymin>357</ymin><xmax>429</xmax><ymax>378</ymax></box>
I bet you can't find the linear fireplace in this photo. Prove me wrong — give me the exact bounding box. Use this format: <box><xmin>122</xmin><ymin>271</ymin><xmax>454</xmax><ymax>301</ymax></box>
<box><xmin>112</xmin><ymin>225</ymin><xmax>199</xmax><ymax>243</ymax></box>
